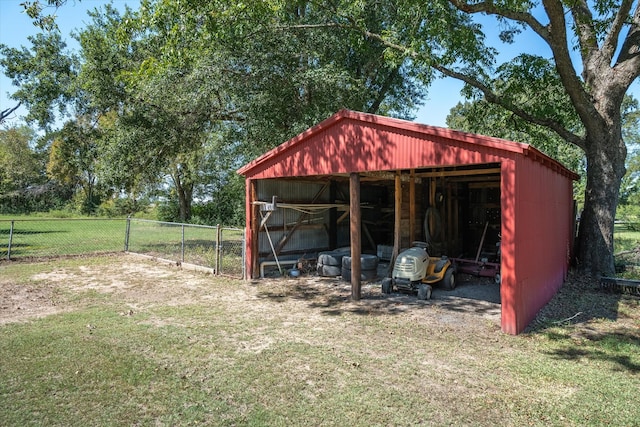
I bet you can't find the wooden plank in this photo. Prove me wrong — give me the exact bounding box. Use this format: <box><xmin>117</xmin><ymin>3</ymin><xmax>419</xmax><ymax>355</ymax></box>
<box><xmin>350</xmin><ymin>173</ymin><xmax>362</xmax><ymax>300</ymax></box>
<box><xmin>337</xmin><ymin>210</ymin><xmax>350</xmax><ymax>224</ymax></box>
<box><xmin>416</xmin><ymin>168</ymin><xmax>501</xmax><ymax>178</ymax></box>
<box><xmin>260</xmin><ymin>223</ymin><xmax>326</xmax><ymax>233</ymax></box>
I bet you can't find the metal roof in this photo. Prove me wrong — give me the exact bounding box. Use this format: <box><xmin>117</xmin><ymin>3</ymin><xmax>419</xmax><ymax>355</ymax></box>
<box><xmin>237</xmin><ymin>109</ymin><xmax>579</xmax><ymax>181</ymax></box>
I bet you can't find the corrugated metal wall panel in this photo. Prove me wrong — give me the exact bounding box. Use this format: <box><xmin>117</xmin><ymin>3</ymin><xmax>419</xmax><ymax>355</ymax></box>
<box><xmin>257</xmin><ymin>180</ymin><xmax>331</xmax><ymax>203</ymax></box>
<box><xmin>511</xmin><ymin>155</ymin><xmax>574</xmax><ymax>333</ymax></box>
<box><xmin>256</xmin><ymin>180</ymin><xmax>332</xmax><ymax>256</ymax></box>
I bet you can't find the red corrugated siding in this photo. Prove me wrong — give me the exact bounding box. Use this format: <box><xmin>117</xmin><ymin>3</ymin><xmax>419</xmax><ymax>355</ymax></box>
<box><xmin>511</xmin><ymin>156</ymin><xmax>575</xmax><ymax>332</ymax></box>
<box><xmin>239</xmin><ymin>110</ymin><xmax>578</xmax><ymax>334</ymax></box>
<box><xmin>499</xmin><ymin>160</ymin><xmax>517</xmax><ymax>334</ymax></box>
<box><xmin>239</xmin><ymin>111</ymin><xmax>533</xmax><ymax>179</ymax></box>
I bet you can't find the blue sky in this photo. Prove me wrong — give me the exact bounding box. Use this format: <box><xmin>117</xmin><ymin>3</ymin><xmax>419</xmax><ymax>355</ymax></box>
<box><xmin>1</xmin><ymin>0</ymin><xmax>638</xmax><ymax>129</ymax></box>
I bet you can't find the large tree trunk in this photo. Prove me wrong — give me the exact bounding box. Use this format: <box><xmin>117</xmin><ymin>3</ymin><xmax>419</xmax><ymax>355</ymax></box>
<box><xmin>172</xmin><ymin>167</ymin><xmax>193</xmax><ymax>223</ymax></box>
<box><xmin>575</xmin><ymin>124</ymin><xmax>627</xmax><ymax>277</ymax></box>
<box><xmin>175</xmin><ymin>177</ymin><xmax>193</xmax><ymax>222</ymax></box>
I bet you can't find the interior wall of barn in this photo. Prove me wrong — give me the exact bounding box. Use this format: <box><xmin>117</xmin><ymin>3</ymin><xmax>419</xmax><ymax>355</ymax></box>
<box><xmin>418</xmin><ymin>175</ymin><xmax>501</xmax><ymax>260</ymax></box>
<box><xmin>251</xmin><ymin>178</ymin><xmax>391</xmax><ymax>258</ymax></box>
<box><xmin>252</xmin><ymin>168</ymin><xmax>505</xmax><ymax>261</ymax></box>
<box><xmin>256</xmin><ymin>180</ymin><xmax>332</xmax><ymax>256</ymax></box>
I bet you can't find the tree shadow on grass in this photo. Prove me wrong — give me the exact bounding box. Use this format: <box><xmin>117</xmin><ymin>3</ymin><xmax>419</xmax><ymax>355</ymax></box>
<box><xmin>526</xmin><ymin>273</ymin><xmax>627</xmax><ymax>331</ymax></box>
<box><xmin>255</xmin><ymin>278</ymin><xmax>429</xmax><ymax>316</ymax></box>
<box><xmin>526</xmin><ymin>272</ymin><xmax>640</xmax><ymax>374</ymax></box>
<box><xmin>255</xmin><ymin>275</ymin><xmax>502</xmax><ymax>319</ymax></box>
<box><xmin>542</xmin><ymin>329</ymin><xmax>640</xmax><ymax>374</ymax></box>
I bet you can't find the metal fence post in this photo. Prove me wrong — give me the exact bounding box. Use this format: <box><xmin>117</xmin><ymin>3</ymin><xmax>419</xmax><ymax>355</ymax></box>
<box><xmin>215</xmin><ymin>224</ymin><xmax>221</xmax><ymax>275</ymax></box>
<box><xmin>124</xmin><ymin>216</ymin><xmax>131</xmax><ymax>252</ymax></box>
<box><xmin>181</xmin><ymin>224</ymin><xmax>185</xmax><ymax>264</ymax></box>
<box><xmin>7</xmin><ymin>220</ymin><xmax>14</xmax><ymax>260</ymax></box>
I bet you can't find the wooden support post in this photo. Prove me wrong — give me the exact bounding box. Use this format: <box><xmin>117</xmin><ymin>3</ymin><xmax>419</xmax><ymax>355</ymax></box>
<box><xmin>387</xmin><ymin>171</ymin><xmax>402</xmax><ymax>277</ymax></box>
<box><xmin>249</xmin><ymin>179</ymin><xmax>260</xmax><ymax>279</ymax></box>
<box><xmin>409</xmin><ymin>169</ymin><xmax>416</xmax><ymax>244</ymax></box>
<box><xmin>350</xmin><ymin>173</ymin><xmax>362</xmax><ymax>300</ymax></box>
<box><xmin>447</xmin><ymin>182</ymin><xmax>452</xmax><ymax>254</ymax></box>
<box><xmin>394</xmin><ymin>171</ymin><xmax>402</xmax><ymax>256</ymax></box>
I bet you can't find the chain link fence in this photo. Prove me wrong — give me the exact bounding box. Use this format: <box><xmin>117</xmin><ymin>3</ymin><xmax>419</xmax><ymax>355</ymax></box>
<box><xmin>1</xmin><ymin>218</ymin><xmax>126</xmax><ymax>259</ymax></box>
<box><xmin>1</xmin><ymin>218</ymin><xmax>245</xmax><ymax>279</ymax></box>
<box><xmin>125</xmin><ymin>219</ymin><xmax>245</xmax><ymax>278</ymax></box>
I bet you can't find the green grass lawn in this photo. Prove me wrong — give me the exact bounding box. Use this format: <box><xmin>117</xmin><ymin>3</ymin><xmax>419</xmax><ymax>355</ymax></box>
<box><xmin>1</xmin><ymin>255</ymin><xmax>638</xmax><ymax>426</ymax></box>
<box><xmin>0</xmin><ymin>217</ymin><xmax>244</xmax><ymax>276</ymax></box>
<box><xmin>614</xmin><ymin>223</ymin><xmax>640</xmax><ymax>279</ymax></box>
<box><xmin>0</xmin><ymin>217</ymin><xmax>126</xmax><ymax>258</ymax></box>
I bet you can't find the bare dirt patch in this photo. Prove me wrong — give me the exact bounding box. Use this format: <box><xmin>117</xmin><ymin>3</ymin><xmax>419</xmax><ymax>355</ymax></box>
<box><xmin>0</xmin><ymin>256</ymin><xmax>216</xmax><ymax>324</ymax></box>
<box><xmin>254</xmin><ymin>272</ymin><xmax>502</xmax><ymax>339</ymax></box>
<box><xmin>0</xmin><ymin>253</ymin><xmax>502</xmax><ymax>338</ymax></box>
<box><xmin>1</xmin><ymin>254</ymin><xmax>637</xmax><ymax>339</ymax></box>
<box><xmin>0</xmin><ymin>281</ymin><xmax>63</xmax><ymax>324</ymax></box>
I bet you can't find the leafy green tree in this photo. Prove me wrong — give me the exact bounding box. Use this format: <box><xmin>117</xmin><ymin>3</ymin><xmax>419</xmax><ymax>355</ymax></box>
<box><xmin>619</xmin><ymin>96</ymin><xmax>640</xmax><ymax>206</ymax></box>
<box><xmin>8</xmin><ymin>1</ymin><xmax>428</xmax><ymax>223</ymax></box>
<box><xmin>446</xmin><ymin>93</ymin><xmax>588</xmax><ymax>205</ymax></box>
<box><xmin>0</xmin><ymin>125</ymin><xmax>42</xmax><ymax>193</ymax></box>
<box><xmin>73</xmin><ymin>0</ymin><xmax>427</xmax><ymax>221</ymax></box>
<box><xmin>0</xmin><ymin>32</ymin><xmax>79</xmax><ymax>130</ymax></box>
<box><xmin>47</xmin><ymin>118</ymin><xmax>105</xmax><ymax>213</ymax></box>
<box><xmin>209</xmin><ymin>0</ymin><xmax>425</xmax><ymax>155</ymax></box>
<box><xmin>21</xmin><ymin>0</ymin><xmax>67</xmax><ymax>31</ymax></box>
<box><xmin>0</xmin><ymin>124</ymin><xmax>73</xmax><ymax>213</ymax></box>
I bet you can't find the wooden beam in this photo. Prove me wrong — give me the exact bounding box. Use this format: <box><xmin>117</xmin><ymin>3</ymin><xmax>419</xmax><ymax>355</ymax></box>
<box><xmin>409</xmin><ymin>169</ymin><xmax>416</xmax><ymax>244</ymax></box>
<box><xmin>387</xmin><ymin>171</ymin><xmax>402</xmax><ymax>277</ymax></box>
<box><xmin>350</xmin><ymin>173</ymin><xmax>362</xmax><ymax>300</ymax></box>
<box><xmin>416</xmin><ymin>168</ymin><xmax>501</xmax><ymax>178</ymax></box>
<box><xmin>249</xmin><ymin>179</ymin><xmax>260</xmax><ymax>279</ymax></box>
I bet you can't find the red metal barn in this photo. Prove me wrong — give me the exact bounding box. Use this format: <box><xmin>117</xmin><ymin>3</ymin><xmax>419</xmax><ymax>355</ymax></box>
<box><xmin>237</xmin><ymin>110</ymin><xmax>578</xmax><ymax>334</ymax></box>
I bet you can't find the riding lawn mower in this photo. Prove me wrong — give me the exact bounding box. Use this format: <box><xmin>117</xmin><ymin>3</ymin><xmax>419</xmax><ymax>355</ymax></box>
<box><xmin>381</xmin><ymin>241</ymin><xmax>456</xmax><ymax>300</ymax></box>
